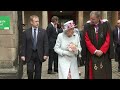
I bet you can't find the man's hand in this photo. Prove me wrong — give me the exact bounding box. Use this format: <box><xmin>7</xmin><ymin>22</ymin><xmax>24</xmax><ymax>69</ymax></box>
<box><xmin>95</xmin><ymin>50</ymin><xmax>103</xmax><ymax>57</ymax></box>
<box><xmin>21</xmin><ymin>56</ymin><xmax>25</xmax><ymax>61</ymax></box>
<box><xmin>43</xmin><ymin>56</ymin><xmax>49</xmax><ymax>61</ymax></box>
<box><xmin>98</xmin><ymin>50</ymin><xmax>103</xmax><ymax>57</ymax></box>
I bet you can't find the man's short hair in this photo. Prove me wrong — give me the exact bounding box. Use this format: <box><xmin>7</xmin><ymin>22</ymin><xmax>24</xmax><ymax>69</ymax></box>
<box><xmin>30</xmin><ymin>15</ymin><xmax>39</xmax><ymax>21</ymax></box>
<box><xmin>51</xmin><ymin>16</ymin><xmax>59</xmax><ymax>22</ymax></box>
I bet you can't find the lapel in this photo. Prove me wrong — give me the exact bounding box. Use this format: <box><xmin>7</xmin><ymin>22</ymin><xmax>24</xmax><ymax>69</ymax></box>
<box><xmin>90</xmin><ymin>24</ymin><xmax>97</xmax><ymax>46</ymax></box>
<box><xmin>30</xmin><ymin>27</ymin><xmax>42</xmax><ymax>44</ymax></box>
<box><xmin>97</xmin><ymin>22</ymin><xmax>104</xmax><ymax>48</ymax></box>
<box><xmin>98</xmin><ymin>22</ymin><xmax>103</xmax><ymax>39</ymax></box>
<box><xmin>117</xmin><ymin>29</ymin><xmax>119</xmax><ymax>40</ymax></box>
<box><xmin>114</xmin><ymin>28</ymin><xmax>118</xmax><ymax>41</ymax></box>
<box><xmin>52</xmin><ymin>24</ymin><xmax>58</xmax><ymax>34</ymax></box>
<box><xmin>37</xmin><ymin>28</ymin><xmax>42</xmax><ymax>44</ymax></box>
<box><xmin>29</xmin><ymin>27</ymin><xmax>33</xmax><ymax>43</ymax></box>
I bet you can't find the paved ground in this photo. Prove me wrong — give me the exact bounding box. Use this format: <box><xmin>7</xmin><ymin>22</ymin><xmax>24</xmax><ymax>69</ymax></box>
<box><xmin>22</xmin><ymin>59</ymin><xmax>120</xmax><ymax>79</ymax></box>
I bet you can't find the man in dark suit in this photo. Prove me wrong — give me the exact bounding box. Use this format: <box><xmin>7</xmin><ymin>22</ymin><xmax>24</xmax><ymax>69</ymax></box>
<box><xmin>21</xmin><ymin>15</ymin><xmax>49</xmax><ymax>79</ymax></box>
<box><xmin>113</xmin><ymin>19</ymin><xmax>120</xmax><ymax>72</ymax></box>
<box><xmin>46</xmin><ymin>16</ymin><xmax>60</xmax><ymax>74</ymax></box>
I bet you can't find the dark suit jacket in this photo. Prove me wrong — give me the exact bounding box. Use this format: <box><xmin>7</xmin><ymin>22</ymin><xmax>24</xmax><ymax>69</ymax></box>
<box><xmin>46</xmin><ymin>23</ymin><xmax>61</xmax><ymax>50</ymax></box>
<box><xmin>113</xmin><ymin>26</ymin><xmax>120</xmax><ymax>61</ymax></box>
<box><xmin>113</xmin><ymin>26</ymin><xmax>119</xmax><ymax>46</ymax></box>
<box><xmin>21</xmin><ymin>27</ymin><xmax>49</xmax><ymax>62</ymax></box>
<box><xmin>79</xmin><ymin>30</ymin><xmax>86</xmax><ymax>63</ymax></box>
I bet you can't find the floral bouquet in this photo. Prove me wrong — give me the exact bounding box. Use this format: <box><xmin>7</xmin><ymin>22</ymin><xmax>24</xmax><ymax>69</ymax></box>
<box><xmin>67</xmin><ymin>42</ymin><xmax>78</xmax><ymax>52</ymax></box>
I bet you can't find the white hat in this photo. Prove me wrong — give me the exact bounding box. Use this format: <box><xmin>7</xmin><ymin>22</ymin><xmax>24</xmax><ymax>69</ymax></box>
<box><xmin>63</xmin><ymin>20</ymin><xmax>76</xmax><ymax>31</ymax></box>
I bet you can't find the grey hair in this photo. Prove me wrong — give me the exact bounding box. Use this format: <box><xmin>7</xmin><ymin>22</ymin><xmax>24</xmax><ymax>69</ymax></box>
<box><xmin>29</xmin><ymin>15</ymin><xmax>39</xmax><ymax>21</ymax></box>
<box><xmin>90</xmin><ymin>11</ymin><xmax>101</xmax><ymax>18</ymax></box>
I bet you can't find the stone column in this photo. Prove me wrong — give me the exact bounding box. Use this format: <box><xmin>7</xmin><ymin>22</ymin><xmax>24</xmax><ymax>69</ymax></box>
<box><xmin>42</xmin><ymin>11</ymin><xmax>48</xmax><ymax>30</ymax></box>
<box><xmin>111</xmin><ymin>11</ymin><xmax>118</xmax><ymax>28</ymax></box>
<box><xmin>102</xmin><ymin>11</ymin><xmax>107</xmax><ymax>19</ymax></box>
<box><xmin>78</xmin><ymin>11</ymin><xmax>83</xmax><ymax>31</ymax></box>
<box><xmin>22</xmin><ymin>11</ymin><xmax>25</xmax><ymax>24</ymax></box>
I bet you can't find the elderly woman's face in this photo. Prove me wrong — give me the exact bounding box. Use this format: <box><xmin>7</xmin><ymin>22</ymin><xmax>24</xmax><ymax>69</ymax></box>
<box><xmin>66</xmin><ymin>28</ymin><xmax>74</xmax><ymax>37</ymax></box>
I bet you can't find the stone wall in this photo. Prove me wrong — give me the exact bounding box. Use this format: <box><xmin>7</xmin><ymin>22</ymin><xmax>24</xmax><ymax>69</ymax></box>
<box><xmin>0</xmin><ymin>11</ymin><xmax>18</xmax><ymax>70</ymax></box>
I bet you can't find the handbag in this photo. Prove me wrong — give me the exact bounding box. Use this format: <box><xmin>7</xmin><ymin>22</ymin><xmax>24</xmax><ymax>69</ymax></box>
<box><xmin>77</xmin><ymin>54</ymin><xmax>85</xmax><ymax>67</ymax></box>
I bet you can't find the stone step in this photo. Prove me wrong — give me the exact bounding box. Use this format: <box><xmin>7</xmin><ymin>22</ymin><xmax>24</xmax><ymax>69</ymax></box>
<box><xmin>0</xmin><ymin>68</ymin><xmax>18</xmax><ymax>79</ymax></box>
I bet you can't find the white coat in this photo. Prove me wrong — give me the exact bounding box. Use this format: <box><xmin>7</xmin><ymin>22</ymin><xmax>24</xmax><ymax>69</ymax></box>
<box><xmin>54</xmin><ymin>32</ymin><xmax>82</xmax><ymax>79</ymax></box>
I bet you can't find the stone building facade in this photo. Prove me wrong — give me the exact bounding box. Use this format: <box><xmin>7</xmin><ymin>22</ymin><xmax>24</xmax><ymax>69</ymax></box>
<box><xmin>0</xmin><ymin>11</ymin><xmax>119</xmax><ymax>77</ymax></box>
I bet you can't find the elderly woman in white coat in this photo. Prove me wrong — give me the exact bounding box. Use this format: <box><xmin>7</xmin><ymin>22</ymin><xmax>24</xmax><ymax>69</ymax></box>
<box><xmin>54</xmin><ymin>20</ymin><xmax>82</xmax><ymax>79</ymax></box>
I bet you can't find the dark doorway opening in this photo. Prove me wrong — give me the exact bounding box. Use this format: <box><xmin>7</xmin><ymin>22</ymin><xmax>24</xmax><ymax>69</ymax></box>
<box><xmin>48</xmin><ymin>11</ymin><xmax>77</xmax><ymax>25</ymax></box>
<box><xmin>17</xmin><ymin>11</ymin><xmax>24</xmax><ymax>79</ymax></box>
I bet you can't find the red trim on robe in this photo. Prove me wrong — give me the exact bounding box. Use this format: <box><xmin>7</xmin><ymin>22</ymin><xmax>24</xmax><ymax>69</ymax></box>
<box><xmin>85</xmin><ymin>32</ymin><xmax>97</xmax><ymax>54</ymax></box>
<box><xmin>100</xmin><ymin>32</ymin><xmax>110</xmax><ymax>54</ymax></box>
<box><xmin>85</xmin><ymin>32</ymin><xmax>97</xmax><ymax>79</ymax></box>
<box><xmin>89</xmin><ymin>59</ymin><xmax>93</xmax><ymax>79</ymax></box>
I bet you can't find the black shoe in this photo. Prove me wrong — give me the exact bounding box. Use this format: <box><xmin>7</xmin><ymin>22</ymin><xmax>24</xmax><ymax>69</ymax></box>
<box><xmin>54</xmin><ymin>70</ymin><xmax>58</xmax><ymax>73</ymax></box>
<box><xmin>47</xmin><ymin>71</ymin><xmax>56</xmax><ymax>74</ymax></box>
<box><xmin>79</xmin><ymin>72</ymin><xmax>81</xmax><ymax>76</ymax></box>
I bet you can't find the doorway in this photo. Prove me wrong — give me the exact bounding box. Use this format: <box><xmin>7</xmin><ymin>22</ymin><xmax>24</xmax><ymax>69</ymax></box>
<box><xmin>48</xmin><ymin>11</ymin><xmax>77</xmax><ymax>25</ymax></box>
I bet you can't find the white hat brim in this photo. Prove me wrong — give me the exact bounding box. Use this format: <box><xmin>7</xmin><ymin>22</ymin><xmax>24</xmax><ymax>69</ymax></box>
<box><xmin>63</xmin><ymin>25</ymin><xmax>77</xmax><ymax>31</ymax></box>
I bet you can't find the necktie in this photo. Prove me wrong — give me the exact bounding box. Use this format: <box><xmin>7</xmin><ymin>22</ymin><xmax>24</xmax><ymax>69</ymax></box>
<box><xmin>33</xmin><ymin>29</ymin><xmax>37</xmax><ymax>50</ymax></box>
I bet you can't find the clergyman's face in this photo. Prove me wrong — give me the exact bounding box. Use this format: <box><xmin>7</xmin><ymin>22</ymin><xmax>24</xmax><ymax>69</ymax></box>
<box><xmin>90</xmin><ymin>14</ymin><xmax>100</xmax><ymax>25</ymax></box>
<box><xmin>30</xmin><ymin>17</ymin><xmax>39</xmax><ymax>28</ymax></box>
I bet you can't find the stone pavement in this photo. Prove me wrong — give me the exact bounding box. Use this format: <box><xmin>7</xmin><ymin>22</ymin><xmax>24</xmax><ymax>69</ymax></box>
<box><xmin>22</xmin><ymin>59</ymin><xmax>120</xmax><ymax>79</ymax></box>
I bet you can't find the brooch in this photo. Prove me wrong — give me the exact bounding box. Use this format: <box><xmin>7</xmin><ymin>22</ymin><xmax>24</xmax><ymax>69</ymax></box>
<box><xmin>94</xmin><ymin>64</ymin><xmax>98</xmax><ymax>70</ymax></box>
<box><xmin>100</xmin><ymin>32</ymin><xmax>103</xmax><ymax>38</ymax></box>
<box><xmin>100</xmin><ymin>62</ymin><xmax>103</xmax><ymax>69</ymax></box>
